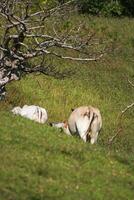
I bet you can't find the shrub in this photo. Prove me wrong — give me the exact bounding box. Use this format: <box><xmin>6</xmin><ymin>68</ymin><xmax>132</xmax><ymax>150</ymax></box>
<box><xmin>120</xmin><ymin>0</ymin><xmax>134</xmax><ymax>16</ymax></box>
<box><xmin>76</xmin><ymin>0</ymin><xmax>106</xmax><ymax>15</ymax></box>
<box><xmin>76</xmin><ymin>0</ymin><xmax>134</xmax><ymax>17</ymax></box>
<box><xmin>102</xmin><ymin>1</ymin><xmax>124</xmax><ymax>16</ymax></box>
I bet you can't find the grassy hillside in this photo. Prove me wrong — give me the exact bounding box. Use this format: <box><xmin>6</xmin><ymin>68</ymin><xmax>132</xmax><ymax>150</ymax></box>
<box><xmin>0</xmin><ymin>15</ymin><xmax>134</xmax><ymax>200</ymax></box>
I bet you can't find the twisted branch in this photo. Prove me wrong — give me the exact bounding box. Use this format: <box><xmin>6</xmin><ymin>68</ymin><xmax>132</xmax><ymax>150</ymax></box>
<box><xmin>0</xmin><ymin>0</ymin><xmax>110</xmax><ymax>99</ymax></box>
<box><xmin>108</xmin><ymin>76</ymin><xmax>134</xmax><ymax>145</ymax></box>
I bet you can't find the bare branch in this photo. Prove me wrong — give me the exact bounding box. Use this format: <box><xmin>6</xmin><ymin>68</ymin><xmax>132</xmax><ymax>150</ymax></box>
<box><xmin>43</xmin><ymin>50</ymin><xmax>104</xmax><ymax>61</ymax></box>
<box><xmin>0</xmin><ymin>0</ymin><xmax>110</xmax><ymax>99</ymax></box>
<box><xmin>24</xmin><ymin>33</ymin><xmax>59</xmax><ymax>41</ymax></box>
<box><xmin>0</xmin><ymin>46</ymin><xmax>8</xmax><ymax>52</ymax></box>
<box><xmin>108</xmin><ymin>76</ymin><xmax>134</xmax><ymax>145</ymax></box>
<box><xmin>28</xmin><ymin>25</ymin><xmax>46</xmax><ymax>31</ymax></box>
<box><xmin>108</xmin><ymin>102</ymin><xmax>134</xmax><ymax>145</ymax></box>
<box><xmin>121</xmin><ymin>102</ymin><xmax>134</xmax><ymax>114</ymax></box>
<box><xmin>29</xmin><ymin>0</ymin><xmax>75</xmax><ymax>18</ymax></box>
<box><xmin>128</xmin><ymin>78</ymin><xmax>134</xmax><ymax>87</ymax></box>
<box><xmin>23</xmin><ymin>63</ymin><xmax>72</xmax><ymax>79</ymax></box>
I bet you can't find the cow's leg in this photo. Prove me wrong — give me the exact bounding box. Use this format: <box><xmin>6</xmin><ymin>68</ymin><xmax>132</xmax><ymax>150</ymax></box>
<box><xmin>90</xmin><ymin>132</ymin><xmax>98</xmax><ymax>144</ymax></box>
<box><xmin>75</xmin><ymin>116</ymin><xmax>90</xmax><ymax>142</ymax></box>
<box><xmin>79</xmin><ymin>132</ymin><xmax>87</xmax><ymax>142</ymax></box>
<box><xmin>90</xmin><ymin>115</ymin><xmax>100</xmax><ymax>144</ymax></box>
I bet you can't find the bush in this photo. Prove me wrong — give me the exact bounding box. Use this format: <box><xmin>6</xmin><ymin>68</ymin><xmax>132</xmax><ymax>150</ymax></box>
<box><xmin>76</xmin><ymin>0</ymin><xmax>106</xmax><ymax>15</ymax></box>
<box><xmin>120</xmin><ymin>0</ymin><xmax>134</xmax><ymax>16</ymax></box>
<box><xmin>102</xmin><ymin>1</ymin><xmax>123</xmax><ymax>16</ymax></box>
<box><xmin>76</xmin><ymin>0</ymin><xmax>134</xmax><ymax>17</ymax></box>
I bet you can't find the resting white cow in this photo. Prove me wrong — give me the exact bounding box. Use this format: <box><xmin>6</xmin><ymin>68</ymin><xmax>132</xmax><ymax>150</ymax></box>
<box><xmin>51</xmin><ymin>106</ymin><xmax>102</xmax><ymax>144</ymax></box>
<box><xmin>11</xmin><ymin>105</ymin><xmax>48</xmax><ymax>124</ymax></box>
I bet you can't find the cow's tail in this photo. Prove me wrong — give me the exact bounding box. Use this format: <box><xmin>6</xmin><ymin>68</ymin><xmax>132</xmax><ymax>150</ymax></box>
<box><xmin>86</xmin><ymin>108</ymin><xmax>94</xmax><ymax>128</ymax></box>
<box><xmin>84</xmin><ymin>108</ymin><xmax>95</xmax><ymax>140</ymax></box>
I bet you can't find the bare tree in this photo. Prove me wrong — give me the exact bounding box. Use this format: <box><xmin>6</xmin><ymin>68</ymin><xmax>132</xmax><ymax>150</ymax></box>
<box><xmin>108</xmin><ymin>78</ymin><xmax>134</xmax><ymax>145</ymax></box>
<box><xmin>0</xmin><ymin>0</ymin><xmax>108</xmax><ymax>99</ymax></box>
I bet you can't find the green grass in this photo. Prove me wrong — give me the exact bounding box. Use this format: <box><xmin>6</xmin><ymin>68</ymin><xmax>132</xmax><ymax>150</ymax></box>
<box><xmin>0</xmin><ymin>15</ymin><xmax>134</xmax><ymax>200</ymax></box>
<box><xmin>0</xmin><ymin>112</ymin><xmax>134</xmax><ymax>200</ymax></box>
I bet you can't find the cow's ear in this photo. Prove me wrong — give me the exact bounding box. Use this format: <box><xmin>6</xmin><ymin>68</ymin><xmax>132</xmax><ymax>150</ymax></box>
<box><xmin>63</xmin><ymin>121</ymin><xmax>68</xmax><ymax>128</ymax></box>
<box><xmin>71</xmin><ymin>108</ymin><xmax>74</xmax><ymax>112</ymax></box>
<box><xmin>49</xmin><ymin>122</ymin><xmax>53</xmax><ymax>126</ymax></box>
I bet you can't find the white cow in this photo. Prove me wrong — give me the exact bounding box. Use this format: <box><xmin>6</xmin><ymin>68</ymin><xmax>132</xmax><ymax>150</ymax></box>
<box><xmin>11</xmin><ymin>105</ymin><xmax>48</xmax><ymax>124</ymax></box>
<box><xmin>50</xmin><ymin>121</ymin><xmax>71</xmax><ymax>136</ymax></box>
<box><xmin>51</xmin><ymin>106</ymin><xmax>102</xmax><ymax>144</ymax></box>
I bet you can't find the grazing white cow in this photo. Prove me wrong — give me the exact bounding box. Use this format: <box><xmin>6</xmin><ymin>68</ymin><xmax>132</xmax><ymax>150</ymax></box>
<box><xmin>11</xmin><ymin>105</ymin><xmax>48</xmax><ymax>124</ymax></box>
<box><xmin>51</xmin><ymin>106</ymin><xmax>102</xmax><ymax>144</ymax></box>
<box><xmin>50</xmin><ymin>121</ymin><xmax>71</xmax><ymax>136</ymax></box>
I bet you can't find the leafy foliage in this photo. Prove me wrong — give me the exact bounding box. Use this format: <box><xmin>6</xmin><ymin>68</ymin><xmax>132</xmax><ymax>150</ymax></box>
<box><xmin>120</xmin><ymin>0</ymin><xmax>134</xmax><ymax>16</ymax></box>
<box><xmin>76</xmin><ymin>0</ymin><xmax>134</xmax><ymax>16</ymax></box>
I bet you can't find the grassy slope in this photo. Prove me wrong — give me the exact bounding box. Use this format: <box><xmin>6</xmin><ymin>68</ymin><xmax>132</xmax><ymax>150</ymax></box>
<box><xmin>0</xmin><ymin>15</ymin><xmax>134</xmax><ymax>200</ymax></box>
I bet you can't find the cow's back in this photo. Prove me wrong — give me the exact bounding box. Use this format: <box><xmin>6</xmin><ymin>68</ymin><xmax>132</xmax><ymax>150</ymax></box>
<box><xmin>68</xmin><ymin>106</ymin><xmax>90</xmax><ymax>134</ymax></box>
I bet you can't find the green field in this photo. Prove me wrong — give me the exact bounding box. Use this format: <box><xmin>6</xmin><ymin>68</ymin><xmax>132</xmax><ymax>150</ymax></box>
<box><xmin>0</xmin><ymin>15</ymin><xmax>134</xmax><ymax>200</ymax></box>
